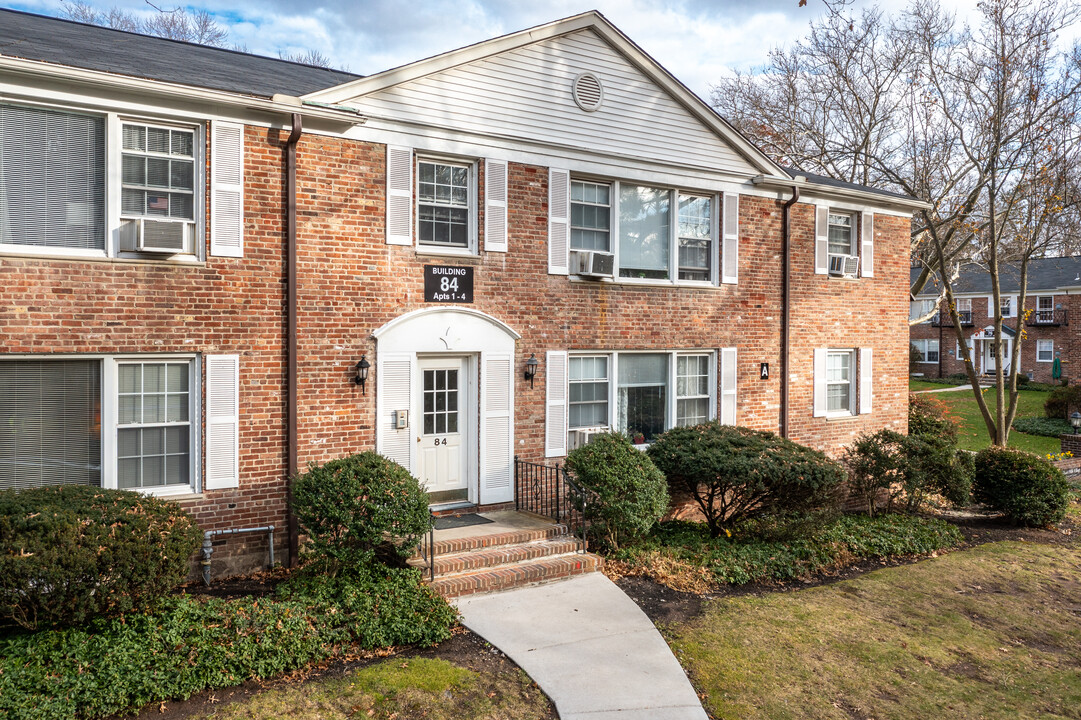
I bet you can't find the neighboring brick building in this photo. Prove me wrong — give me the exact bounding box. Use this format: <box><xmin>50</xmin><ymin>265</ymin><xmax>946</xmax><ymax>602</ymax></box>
<box><xmin>0</xmin><ymin>9</ymin><xmax>926</xmax><ymax>574</ymax></box>
<box><xmin>909</xmin><ymin>259</ymin><xmax>1081</xmax><ymax>384</ymax></box>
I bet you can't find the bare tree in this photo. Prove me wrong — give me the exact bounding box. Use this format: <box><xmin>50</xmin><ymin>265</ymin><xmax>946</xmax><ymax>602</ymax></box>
<box><xmin>278</xmin><ymin>49</ymin><xmax>333</xmax><ymax>69</ymax></box>
<box><xmin>61</xmin><ymin>1</ymin><xmax>229</xmax><ymax>46</ymax></box>
<box><xmin>714</xmin><ymin>0</ymin><xmax>1081</xmax><ymax>446</ymax></box>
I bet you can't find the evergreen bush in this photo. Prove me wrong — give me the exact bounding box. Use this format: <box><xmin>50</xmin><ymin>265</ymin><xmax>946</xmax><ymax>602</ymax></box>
<box><xmin>973</xmin><ymin>446</ymin><xmax>1069</xmax><ymax>526</ymax></box>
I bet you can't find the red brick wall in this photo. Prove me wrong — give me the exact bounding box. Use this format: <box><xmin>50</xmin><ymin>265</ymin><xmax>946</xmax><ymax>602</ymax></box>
<box><xmin>910</xmin><ymin>293</ymin><xmax>1078</xmax><ymax>384</ymax></box>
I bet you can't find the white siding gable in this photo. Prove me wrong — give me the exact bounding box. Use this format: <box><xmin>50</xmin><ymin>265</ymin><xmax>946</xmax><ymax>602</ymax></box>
<box><xmin>343</xmin><ymin>30</ymin><xmax>758</xmax><ymax>176</ymax></box>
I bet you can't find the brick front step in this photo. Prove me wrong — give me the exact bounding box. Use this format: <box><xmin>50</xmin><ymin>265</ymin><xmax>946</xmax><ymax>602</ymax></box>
<box><xmin>414</xmin><ymin>523</ymin><xmax>571</xmax><ymax>559</ymax></box>
<box><xmin>429</xmin><ymin>537</ymin><xmax>584</xmax><ymax>575</ymax></box>
<box><xmin>429</xmin><ymin>552</ymin><xmax>603</xmax><ymax>598</ymax></box>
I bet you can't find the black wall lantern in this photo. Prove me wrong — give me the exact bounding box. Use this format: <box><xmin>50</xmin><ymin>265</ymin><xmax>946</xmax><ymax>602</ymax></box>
<box><xmin>354</xmin><ymin>355</ymin><xmax>371</xmax><ymax>395</ymax></box>
<box><xmin>524</xmin><ymin>353</ymin><xmax>539</xmax><ymax>388</ymax></box>
<box><xmin>1072</xmin><ymin>411</ymin><xmax>1081</xmax><ymax>434</ymax></box>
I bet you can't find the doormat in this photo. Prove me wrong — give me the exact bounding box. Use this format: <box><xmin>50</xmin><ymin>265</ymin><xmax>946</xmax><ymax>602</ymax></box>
<box><xmin>434</xmin><ymin>513</ymin><xmax>495</xmax><ymax>530</ymax></box>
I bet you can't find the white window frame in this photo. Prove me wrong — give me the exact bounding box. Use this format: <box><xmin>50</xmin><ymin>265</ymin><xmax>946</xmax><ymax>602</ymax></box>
<box><xmin>827</xmin><ymin>210</ymin><xmax>857</xmax><ymax>256</ymax></box>
<box><xmin>570</xmin><ymin>180</ymin><xmax>612</xmax><ymax>253</ymax></box>
<box><xmin>568</xmin><ymin>355</ymin><xmax>610</xmax><ymax>431</ymax></box>
<box><xmin>414</xmin><ymin>155</ymin><xmax>478</xmax><ymax>256</ymax></box>
<box><xmin>956</xmin><ymin>297</ymin><xmax>973</xmax><ymax>323</ymax></box>
<box><xmin>102</xmin><ymin>355</ymin><xmax>201</xmax><ymax>496</ymax></box>
<box><xmin>0</xmin><ymin>354</ymin><xmax>201</xmax><ymax>496</ymax></box>
<box><xmin>0</xmin><ymin>99</ymin><xmax>206</xmax><ymax>262</ymax></box>
<box><xmin>1036</xmin><ymin>295</ymin><xmax>1055</xmax><ymax>324</ymax></box>
<box><xmin>569</xmin><ymin>177</ymin><xmax>720</xmax><ymax>287</ymax></box>
<box><xmin>565</xmin><ymin>349</ymin><xmax>717</xmax><ymax>446</ymax></box>
<box><xmin>825</xmin><ymin>349</ymin><xmax>857</xmax><ymax>417</ymax></box>
<box><xmin>676</xmin><ymin>353</ymin><xmax>713</xmax><ymax>426</ymax></box>
<box><xmin>911</xmin><ymin>339</ymin><xmax>939</xmax><ymax>364</ymax></box>
<box><xmin>1037</xmin><ymin>339</ymin><xmax>1054</xmax><ymax>363</ymax></box>
<box><xmin>1000</xmin><ymin>295</ymin><xmax>1015</xmax><ymax>318</ymax></box>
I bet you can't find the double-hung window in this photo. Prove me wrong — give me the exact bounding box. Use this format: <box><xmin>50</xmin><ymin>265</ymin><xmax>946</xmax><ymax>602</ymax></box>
<box><xmin>417</xmin><ymin>159</ymin><xmax>473</xmax><ymax>251</ymax></box>
<box><xmin>0</xmin><ymin>102</ymin><xmax>203</xmax><ymax>259</ymax></box>
<box><xmin>826</xmin><ymin>350</ymin><xmax>855</xmax><ymax>414</ymax></box>
<box><xmin>567</xmin><ymin>178</ymin><xmax>719</xmax><ymax>284</ymax></box>
<box><xmin>570</xmin><ymin>181</ymin><xmax>611</xmax><ymax>252</ymax></box>
<box><xmin>1037</xmin><ymin>339</ymin><xmax>1054</xmax><ymax>362</ymax></box>
<box><xmin>909</xmin><ymin>299</ymin><xmax>936</xmax><ymax>322</ymax></box>
<box><xmin>676</xmin><ymin>355</ymin><xmax>711</xmax><ymax>425</ymax></box>
<box><xmin>568</xmin><ymin>356</ymin><xmax>609</xmax><ymax>429</ymax></box>
<box><xmin>617</xmin><ymin>354</ymin><xmax>668</xmax><ymax>441</ymax></box>
<box><xmin>828</xmin><ymin>212</ymin><xmax>855</xmax><ymax>256</ymax></box>
<box><xmin>119</xmin><ymin>123</ymin><xmax>197</xmax><ymax>254</ymax></box>
<box><xmin>1000</xmin><ymin>296</ymin><xmax>1013</xmax><ymax>318</ymax></box>
<box><xmin>0</xmin><ymin>357</ymin><xmax>199</xmax><ymax>494</ymax></box>
<box><xmin>911</xmin><ymin>339</ymin><xmax>939</xmax><ymax>363</ymax></box>
<box><xmin>1037</xmin><ymin>296</ymin><xmax>1055</xmax><ymax>324</ymax></box>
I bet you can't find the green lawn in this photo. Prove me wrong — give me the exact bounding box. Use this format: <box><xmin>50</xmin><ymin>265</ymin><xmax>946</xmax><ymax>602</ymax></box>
<box><xmin>933</xmin><ymin>387</ymin><xmax>1060</xmax><ymax>456</ymax></box>
<box><xmin>909</xmin><ymin>379</ymin><xmax>946</xmax><ymax>392</ymax></box>
<box><xmin>670</xmin><ymin>541</ymin><xmax>1081</xmax><ymax>719</ymax></box>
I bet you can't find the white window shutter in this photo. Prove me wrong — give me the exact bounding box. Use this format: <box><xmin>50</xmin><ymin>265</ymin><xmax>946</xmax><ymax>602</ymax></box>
<box><xmin>988</xmin><ymin>296</ymin><xmax>994</xmax><ymax>317</ymax></box>
<box><xmin>377</xmin><ymin>353</ymin><xmax>412</xmax><ymax>469</ymax></box>
<box><xmin>545</xmin><ymin>350</ymin><xmax>568</xmax><ymax>457</ymax></box>
<box><xmin>721</xmin><ymin>193</ymin><xmax>739</xmax><ymax>284</ymax></box>
<box><xmin>548</xmin><ymin>169</ymin><xmax>570</xmax><ymax>275</ymax></box>
<box><xmin>210</xmin><ymin>121</ymin><xmax>244</xmax><ymax>258</ymax></box>
<box><xmin>860</xmin><ymin>211</ymin><xmax>874</xmax><ymax>277</ymax></box>
<box><xmin>386</xmin><ymin>146</ymin><xmax>413</xmax><ymax>245</ymax></box>
<box><xmin>484</xmin><ymin>159</ymin><xmax>508</xmax><ymax>253</ymax></box>
<box><xmin>859</xmin><ymin>348</ymin><xmax>873</xmax><ymax>414</ymax></box>
<box><xmin>481</xmin><ymin>353</ymin><xmax>514</xmax><ymax>503</ymax></box>
<box><xmin>720</xmin><ymin>347</ymin><xmax>737</xmax><ymax>425</ymax></box>
<box><xmin>205</xmin><ymin>354</ymin><xmax>239</xmax><ymax>490</ymax></box>
<box><xmin>814</xmin><ymin>206</ymin><xmax>829</xmax><ymax>275</ymax></box>
<box><xmin>813</xmin><ymin>348</ymin><xmax>827</xmax><ymax>417</ymax></box>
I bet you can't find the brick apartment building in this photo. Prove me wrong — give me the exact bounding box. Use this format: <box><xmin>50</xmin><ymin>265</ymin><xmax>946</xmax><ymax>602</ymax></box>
<box><xmin>0</xmin><ymin>9</ymin><xmax>926</xmax><ymax>574</ymax></box>
<box><xmin>909</xmin><ymin>259</ymin><xmax>1081</xmax><ymax>384</ymax></box>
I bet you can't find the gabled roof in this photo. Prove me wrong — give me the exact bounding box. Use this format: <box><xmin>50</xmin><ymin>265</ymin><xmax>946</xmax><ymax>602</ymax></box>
<box><xmin>912</xmin><ymin>257</ymin><xmax>1081</xmax><ymax>297</ymax></box>
<box><xmin>782</xmin><ymin>167</ymin><xmax>919</xmax><ymax>203</ymax></box>
<box><xmin>0</xmin><ymin>8</ymin><xmax>361</xmax><ymax>98</ymax></box>
<box><xmin>301</xmin><ymin>10</ymin><xmax>788</xmax><ymax>178</ymax></box>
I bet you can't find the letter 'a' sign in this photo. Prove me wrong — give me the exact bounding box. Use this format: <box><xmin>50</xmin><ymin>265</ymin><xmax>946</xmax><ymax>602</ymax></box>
<box><xmin>424</xmin><ymin>265</ymin><xmax>474</xmax><ymax>303</ymax></box>
<box><xmin>760</xmin><ymin>363</ymin><xmax>769</xmax><ymax>380</ymax></box>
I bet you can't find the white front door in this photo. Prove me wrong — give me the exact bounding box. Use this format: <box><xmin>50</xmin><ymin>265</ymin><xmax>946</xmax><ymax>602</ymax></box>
<box><xmin>982</xmin><ymin>339</ymin><xmax>1011</xmax><ymax>375</ymax></box>
<box><xmin>416</xmin><ymin>356</ymin><xmax>470</xmax><ymax>504</ymax></box>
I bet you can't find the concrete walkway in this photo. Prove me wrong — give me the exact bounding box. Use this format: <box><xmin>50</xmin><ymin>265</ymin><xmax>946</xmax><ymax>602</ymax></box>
<box><xmin>454</xmin><ymin>573</ymin><xmax>708</xmax><ymax>720</ymax></box>
<box><xmin>913</xmin><ymin>382</ymin><xmax>986</xmax><ymax>393</ymax></box>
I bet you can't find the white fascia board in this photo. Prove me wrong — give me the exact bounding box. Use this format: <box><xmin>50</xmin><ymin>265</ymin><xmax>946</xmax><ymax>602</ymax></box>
<box><xmin>752</xmin><ymin>174</ymin><xmax>931</xmax><ymax>214</ymax></box>
<box><xmin>0</xmin><ymin>54</ymin><xmax>365</xmax><ymax>128</ymax></box>
<box><xmin>305</xmin><ymin>11</ymin><xmax>785</xmax><ymax>177</ymax></box>
<box><xmin>345</xmin><ymin>120</ymin><xmax>766</xmax><ymax>198</ymax></box>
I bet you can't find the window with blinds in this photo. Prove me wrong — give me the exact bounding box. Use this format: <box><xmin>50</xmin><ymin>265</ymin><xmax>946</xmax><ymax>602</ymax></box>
<box><xmin>0</xmin><ymin>360</ymin><xmax>102</xmax><ymax>490</ymax></box>
<box><xmin>0</xmin><ymin>104</ymin><xmax>106</xmax><ymax>250</ymax></box>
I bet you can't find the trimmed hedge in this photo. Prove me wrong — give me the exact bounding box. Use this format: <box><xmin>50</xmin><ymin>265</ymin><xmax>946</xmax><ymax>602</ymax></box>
<box><xmin>291</xmin><ymin>452</ymin><xmax>431</xmax><ymax>569</ymax></box>
<box><xmin>647</xmin><ymin>423</ymin><xmax>844</xmax><ymax>537</ymax></box>
<box><xmin>0</xmin><ymin>565</ymin><xmax>456</xmax><ymax>720</ymax></box>
<box><xmin>973</xmin><ymin>446</ymin><xmax>1069</xmax><ymax>527</ymax></box>
<box><xmin>0</xmin><ymin>486</ymin><xmax>201</xmax><ymax>630</ymax></box>
<box><xmin>565</xmin><ymin>432</ymin><xmax>668</xmax><ymax>551</ymax></box>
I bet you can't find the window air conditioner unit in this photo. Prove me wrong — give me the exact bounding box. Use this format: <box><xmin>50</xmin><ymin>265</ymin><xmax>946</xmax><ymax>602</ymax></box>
<box><xmin>828</xmin><ymin>253</ymin><xmax>859</xmax><ymax>278</ymax></box>
<box><xmin>570</xmin><ymin>250</ymin><xmax>614</xmax><ymax>279</ymax></box>
<box><xmin>135</xmin><ymin>220</ymin><xmax>188</xmax><ymax>254</ymax></box>
<box><xmin>568</xmin><ymin>427</ymin><xmax>608</xmax><ymax>451</ymax></box>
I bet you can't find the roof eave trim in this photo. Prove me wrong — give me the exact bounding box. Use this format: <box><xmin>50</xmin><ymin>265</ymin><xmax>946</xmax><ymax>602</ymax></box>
<box><xmin>302</xmin><ymin>11</ymin><xmax>785</xmax><ymax>177</ymax></box>
<box><xmin>752</xmin><ymin>174</ymin><xmax>931</xmax><ymax>211</ymax></box>
<box><xmin>0</xmin><ymin>54</ymin><xmax>367</xmax><ymax>125</ymax></box>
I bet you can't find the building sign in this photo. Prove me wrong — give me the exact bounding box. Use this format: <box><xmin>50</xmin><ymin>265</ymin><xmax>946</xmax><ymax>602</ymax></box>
<box><xmin>760</xmin><ymin>363</ymin><xmax>770</xmax><ymax>380</ymax></box>
<box><xmin>424</xmin><ymin>265</ymin><xmax>474</xmax><ymax>303</ymax></box>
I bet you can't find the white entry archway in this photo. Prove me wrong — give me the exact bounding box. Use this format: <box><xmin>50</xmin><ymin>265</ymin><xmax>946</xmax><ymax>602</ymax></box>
<box><xmin>968</xmin><ymin>325</ymin><xmax>1015</xmax><ymax>376</ymax></box>
<box><xmin>372</xmin><ymin>308</ymin><xmax>520</xmax><ymax>505</ymax></box>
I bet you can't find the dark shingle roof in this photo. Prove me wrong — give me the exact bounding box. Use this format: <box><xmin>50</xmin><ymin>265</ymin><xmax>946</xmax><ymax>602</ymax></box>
<box><xmin>912</xmin><ymin>257</ymin><xmax>1081</xmax><ymax>297</ymax></box>
<box><xmin>0</xmin><ymin>8</ymin><xmax>362</xmax><ymax>98</ymax></box>
<box><xmin>783</xmin><ymin>166</ymin><xmax>918</xmax><ymax>203</ymax></box>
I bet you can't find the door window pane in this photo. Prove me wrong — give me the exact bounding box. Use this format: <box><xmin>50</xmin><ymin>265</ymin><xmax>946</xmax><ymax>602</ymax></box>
<box><xmin>422</xmin><ymin>368</ymin><xmax>459</xmax><ymax>436</ymax></box>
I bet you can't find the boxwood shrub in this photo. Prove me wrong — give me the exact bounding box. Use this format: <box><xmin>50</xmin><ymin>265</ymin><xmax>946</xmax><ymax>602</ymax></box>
<box><xmin>0</xmin><ymin>486</ymin><xmax>201</xmax><ymax>630</ymax></box>
<box><xmin>291</xmin><ymin>452</ymin><xmax>431</xmax><ymax>569</ymax></box>
<box><xmin>973</xmin><ymin>446</ymin><xmax>1070</xmax><ymax>526</ymax></box>
<box><xmin>565</xmin><ymin>432</ymin><xmax>668</xmax><ymax>551</ymax></box>
<box><xmin>647</xmin><ymin>423</ymin><xmax>844</xmax><ymax>537</ymax></box>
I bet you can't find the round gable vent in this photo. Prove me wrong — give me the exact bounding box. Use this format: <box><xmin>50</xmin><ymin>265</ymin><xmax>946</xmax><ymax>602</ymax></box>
<box><xmin>572</xmin><ymin>72</ymin><xmax>604</xmax><ymax>112</ymax></box>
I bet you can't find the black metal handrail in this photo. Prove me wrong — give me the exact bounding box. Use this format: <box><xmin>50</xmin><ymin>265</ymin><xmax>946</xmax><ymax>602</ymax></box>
<box><xmin>932</xmin><ymin>310</ymin><xmax>974</xmax><ymax>326</ymax></box>
<box><xmin>415</xmin><ymin>510</ymin><xmax>436</xmax><ymax>583</ymax></box>
<box><xmin>1026</xmin><ymin>308</ymin><xmax>1068</xmax><ymax>326</ymax></box>
<box><xmin>514</xmin><ymin>456</ymin><xmax>596</xmax><ymax>553</ymax></box>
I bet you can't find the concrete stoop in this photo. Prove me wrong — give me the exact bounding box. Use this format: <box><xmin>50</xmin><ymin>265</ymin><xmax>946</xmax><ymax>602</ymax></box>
<box><xmin>411</xmin><ymin>521</ymin><xmax>603</xmax><ymax>598</ymax></box>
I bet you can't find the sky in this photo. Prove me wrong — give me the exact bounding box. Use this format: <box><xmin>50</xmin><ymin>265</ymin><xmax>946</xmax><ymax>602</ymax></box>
<box><xmin>3</xmin><ymin>0</ymin><xmax>1007</xmax><ymax>98</ymax></box>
